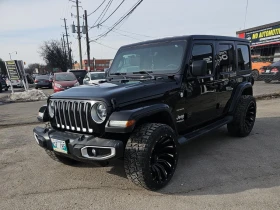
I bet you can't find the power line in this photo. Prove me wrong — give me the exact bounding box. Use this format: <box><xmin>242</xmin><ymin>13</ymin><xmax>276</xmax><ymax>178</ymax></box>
<box><xmin>92</xmin><ymin>0</ymin><xmax>113</xmax><ymax>28</ymax></box>
<box><xmin>94</xmin><ymin>0</ymin><xmax>144</xmax><ymax>41</ymax></box>
<box><xmin>87</xmin><ymin>0</ymin><xmax>107</xmax><ymax>16</ymax></box>
<box><xmin>89</xmin><ymin>0</ymin><xmax>125</xmax><ymax>30</ymax></box>
<box><xmin>98</xmin><ymin>0</ymin><xmax>114</xmax><ymax>24</ymax></box>
<box><xmin>101</xmin><ymin>24</ymin><xmax>154</xmax><ymax>38</ymax></box>
<box><xmin>90</xmin><ymin>40</ymin><xmax>117</xmax><ymax>50</ymax></box>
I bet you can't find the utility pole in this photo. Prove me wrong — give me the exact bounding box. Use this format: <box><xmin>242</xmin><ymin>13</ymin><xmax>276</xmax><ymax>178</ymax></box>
<box><xmin>76</xmin><ymin>0</ymin><xmax>83</xmax><ymax>69</ymax></box>
<box><xmin>62</xmin><ymin>35</ymin><xmax>66</xmax><ymax>55</ymax></box>
<box><xmin>84</xmin><ymin>10</ymin><xmax>90</xmax><ymax>71</ymax></box>
<box><xmin>63</xmin><ymin>18</ymin><xmax>72</xmax><ymax>69</ymax></box>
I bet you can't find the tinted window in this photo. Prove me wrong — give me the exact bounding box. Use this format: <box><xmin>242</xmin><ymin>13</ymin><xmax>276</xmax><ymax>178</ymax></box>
<box><xmin>70</xmin><ymin>70</ymin><xmax>87</xmax><ymax>78</ymax></box>
<box><xmin>191</xmin><ymin>44</ymin><xmax>213</xmax><ymax>74</ymax></box>
<box><xmin>237</xmin><ymin>45</ymin><xmax>250</xmax><ymax>70</ymax></box>
<box><xmin>90</xmin><ymin>73</ymin><xmax>105</xmax><ymax>80</ymax></box>
<box><xmin>217</xmin><ymin>44</ymin><xmax>235</xmax><ymax>72</ymax></box>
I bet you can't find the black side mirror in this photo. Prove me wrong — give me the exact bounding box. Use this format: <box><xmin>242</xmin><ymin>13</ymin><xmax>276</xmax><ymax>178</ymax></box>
<box><xmin>191</xmin><ymin>60</ymin><xmax>207</xmax><ymax>76</ymax></box>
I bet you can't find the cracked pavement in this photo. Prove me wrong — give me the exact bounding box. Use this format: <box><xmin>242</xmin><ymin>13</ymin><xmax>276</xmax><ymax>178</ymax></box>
<box><xmin>0</xmin><ymin>99</ymin><xmax>280</xmax><ymax>209</ymax></box>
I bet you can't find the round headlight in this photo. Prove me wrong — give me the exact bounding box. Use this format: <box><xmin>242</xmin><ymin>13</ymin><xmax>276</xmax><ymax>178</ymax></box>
<box><xmin>91</xmin><ymin>102</ymin><xmax>107</xmax><ymax>124</ymax></box>
<box><xmin>48</xmin><ymin>100</ymin><xmax>55</xmax><ymax>118</ymax></box>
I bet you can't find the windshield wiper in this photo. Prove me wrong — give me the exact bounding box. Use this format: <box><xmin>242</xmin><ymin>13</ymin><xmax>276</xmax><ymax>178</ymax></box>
<box><xmin>132</xmin><ymin>71</ymin><xmax>155</xmax><ymax>80</ymax></box>
<box><xmin>110</xmin><ymin>72</ymin><xmax>127</xmax><ymax>80</ymax></box>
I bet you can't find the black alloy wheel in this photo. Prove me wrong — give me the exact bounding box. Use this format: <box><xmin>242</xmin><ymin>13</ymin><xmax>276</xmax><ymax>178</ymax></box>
<box><xmin>244</xmin><ymin>101</ymin><xmax>256</xmax><ymax>133</ymax></box>
<box><xmin>124</xmin><ymin>123</ymin><xmax>178</xmax><ymax>191</ymax></box>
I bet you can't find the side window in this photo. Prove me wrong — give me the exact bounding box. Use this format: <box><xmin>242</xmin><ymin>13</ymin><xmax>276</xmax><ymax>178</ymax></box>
<box><xmin>217</xmin><ymin>44</ymin><xmax>235</xmax><ymax>72</ymax></box>
<box><xmin>237</xmin><ymin>45</ymin><xmax>250</xmax><ymax>70</ymax></box>
<box><xmin>191</xmin><ymin>44</ymin><xmax>213</xmax><ymax>75</ymax></box>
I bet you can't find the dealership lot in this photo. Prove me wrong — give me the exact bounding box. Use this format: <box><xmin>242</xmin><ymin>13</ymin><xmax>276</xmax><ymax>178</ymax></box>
<box><xmin>0</xmin><ymin>96</ymin><xmax>280</xmax><ymax>209</ymax></box>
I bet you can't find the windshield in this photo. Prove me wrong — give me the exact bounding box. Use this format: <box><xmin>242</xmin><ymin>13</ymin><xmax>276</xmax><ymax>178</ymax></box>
<box><xmin>109</xmin><ymin>41</ymin><xmax>186</xmax><ymax>75</ymax></box>
<box><xmin>55</xmin><ymin>73</ymin><xmax>76</xmax><ymax>81</ymax></box>
<box><xmin>36</xmin><ymin>75</ymin><xmax>49</xmax><ymax>80</ymax></box>
<box><xmin>90</xmin><ymin>73</ymin><xmax>105</xmax><ymax>80</ymax></box>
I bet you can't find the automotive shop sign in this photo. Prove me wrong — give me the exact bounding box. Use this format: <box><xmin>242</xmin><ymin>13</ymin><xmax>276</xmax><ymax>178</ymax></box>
<box><xmin>245</xmin><ymin>24</ymin><xmax>280</xmax><ymax>46</ymax></box>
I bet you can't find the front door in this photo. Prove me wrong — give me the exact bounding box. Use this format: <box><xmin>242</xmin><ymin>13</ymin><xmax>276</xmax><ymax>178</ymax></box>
<box><xmin>180</xmin><ymin>41</ymin><xmax>219</xmax><ymax>132</ymax></box>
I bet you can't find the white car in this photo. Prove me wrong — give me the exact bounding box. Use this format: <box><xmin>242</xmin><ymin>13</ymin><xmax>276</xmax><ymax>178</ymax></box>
<box><xmin>6</xmin><ymin>79</ymin><xmax>23</xmax><ymax>88</ymax></box>
<box><xmin>83</xmin><ymin>72</ymin><xmax>106</xmax><ymax>85</ymax></box>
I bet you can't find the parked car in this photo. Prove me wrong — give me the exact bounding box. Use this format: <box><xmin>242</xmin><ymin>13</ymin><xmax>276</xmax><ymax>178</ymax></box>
<box><xmin>5</xmin><ymin>79</ymin><xmax>23</xmax><ymax>88</ymax></box>
<box><xmin>83</xmin><ymin>72</ymin><xmax>106</xmax><ymax>85</ymax></box>
<box><xmin>52</xmin><ymin>72</ymin><xmax>79</xmax><ymax>93</ymax></box>
<box><xmin>67</xmin><ymin>69</ymin><xmax>87</xmax><ymax>85</ymax></box>
<box><xmin>34</xmin><ymin>75</ymin><xmax>52</xmax><ymax>89</ymax></box>
<box><xmin>251</xmin><ymin>58</ymin><xmax>272</xmax><ymax>80</ymax></box>
<box><xmin>34</xmin><ymin>35</ymin><xmax>255</xmax><ymax>191</ymax></box>
<box><xmin>0</xmin><ymin>77</ymin><xmax>9</xmax><ymax>92</ymax></box>
<box><xmin>259</xmin><ymin>60</ymin><xmax>280</xmax><ymax>83</ymax></box>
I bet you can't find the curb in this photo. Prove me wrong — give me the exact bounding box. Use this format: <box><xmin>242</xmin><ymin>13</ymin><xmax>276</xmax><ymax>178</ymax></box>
<box><xmin>255</xmin><ymin>92</ymin><xmax>280</xmax><ymax>100</ymax></box>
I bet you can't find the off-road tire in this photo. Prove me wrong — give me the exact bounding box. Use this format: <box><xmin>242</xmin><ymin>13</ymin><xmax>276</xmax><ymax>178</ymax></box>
<box><xmin>45</xmin><ymin>149</ymin><xmax>78</xmax><ymax>166</ymax></box>
<box><xmin>124</xmin><ymin>123</ymin><xmax>178</xmax><ymax>191</ymax></box>
<box><xmin>264</xmin><ymin>79</ymin><xmax>272</xmax><ymax>83</ymax></box>
<box><xmin>227</xmin><ymin>95</ymin><xmax>256</xmax><ymax>137</ymax></box>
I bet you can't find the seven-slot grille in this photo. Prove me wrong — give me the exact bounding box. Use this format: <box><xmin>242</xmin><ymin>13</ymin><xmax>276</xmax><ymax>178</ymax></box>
<box><xmin>50</xmin><ymin>99</ymin><xmax>96</xmax><ymax>133</ymax></box>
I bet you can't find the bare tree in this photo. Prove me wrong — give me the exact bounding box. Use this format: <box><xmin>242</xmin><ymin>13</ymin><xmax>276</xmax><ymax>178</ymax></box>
<box><xmin>39</xmin><ymin>40</ymin><xmax>70</xmax><ymax>72</ymax></box>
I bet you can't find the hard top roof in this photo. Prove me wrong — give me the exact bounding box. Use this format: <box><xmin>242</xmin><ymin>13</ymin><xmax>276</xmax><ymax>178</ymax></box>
<box><xmin>121</xmin><ymin>35</ymin><xmax>249</xmax><ymax>49</ymax></box>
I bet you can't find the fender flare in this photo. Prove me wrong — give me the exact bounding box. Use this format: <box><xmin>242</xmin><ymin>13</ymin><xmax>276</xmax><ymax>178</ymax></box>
<box><xmin>105</xmin><ymin>104</ymin><xmax>176</xmax><ymax>133</ymax></box>
<box><xmin>228</xmin><ymin>82</ymin><xmax>253</xmax><ymax>114</ymax></box>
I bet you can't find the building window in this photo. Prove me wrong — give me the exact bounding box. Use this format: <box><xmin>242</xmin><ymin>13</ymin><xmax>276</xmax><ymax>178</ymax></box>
<box><xmin>237</xmin><ymin>45</ymin><xmax>250</xmax><ymax>70</ymax></box>
<box><xmin>217</xmin><ymin>44</ymin><xmax>235</xmax><ymax>72</ymax></box>
<box><xmin>191</xmin><ymin>44</ymin><xmax>213</xmax><ymax>75</ymax></box>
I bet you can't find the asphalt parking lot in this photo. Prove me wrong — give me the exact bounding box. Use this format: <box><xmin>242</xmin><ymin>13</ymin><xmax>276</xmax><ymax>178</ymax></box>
<box><xmin>0</xmin><ymin>95</ymin><xmax>280</xmax><ymax>209</ymax></box>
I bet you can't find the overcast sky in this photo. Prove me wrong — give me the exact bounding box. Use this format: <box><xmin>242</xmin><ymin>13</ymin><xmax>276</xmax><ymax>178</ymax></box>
<box><xmin>1</xmin><ymin>0</ymin><xmax>280</xmax><ymax>66</ymax></box>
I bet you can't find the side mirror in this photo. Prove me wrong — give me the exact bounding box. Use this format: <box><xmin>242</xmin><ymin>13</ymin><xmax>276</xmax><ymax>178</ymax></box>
<box><xmin>191</xmin><ymin>60</ymin><xmax>207</xmax><ymax>76</ymax></box>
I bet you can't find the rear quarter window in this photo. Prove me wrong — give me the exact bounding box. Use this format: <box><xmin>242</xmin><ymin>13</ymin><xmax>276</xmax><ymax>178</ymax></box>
<box><xmin>237</xmin><ymin>45</ymin><xmax>250</xmax><ymax>70</ymax></box>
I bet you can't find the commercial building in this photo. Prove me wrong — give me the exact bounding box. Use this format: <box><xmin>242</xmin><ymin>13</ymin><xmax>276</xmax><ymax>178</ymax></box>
<box><xmin>73</xmin><ymin>58</ymin><xmax>113</xmax><ymax>71</ymax></box>
<box><xmin>236</xmin><ymin>21</ymin><xmax>280</xmax><ymax>62</ymax></box>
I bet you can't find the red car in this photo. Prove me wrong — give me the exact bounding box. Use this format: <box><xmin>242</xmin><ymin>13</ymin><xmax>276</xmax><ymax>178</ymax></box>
<box><xmin>53</xmin><ymin>72</ymin><xmax>80</xmax><ymax>93</ymax></box>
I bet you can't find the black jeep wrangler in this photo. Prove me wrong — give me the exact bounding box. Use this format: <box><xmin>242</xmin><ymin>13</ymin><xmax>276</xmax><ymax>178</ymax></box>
<box><xmin>33</xmin><ymin>35</ymin><xmax>256</xmax><ymax>191</ymax></box>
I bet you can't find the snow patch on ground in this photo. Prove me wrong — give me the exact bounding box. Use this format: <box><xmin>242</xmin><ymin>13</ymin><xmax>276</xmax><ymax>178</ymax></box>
<box><xmin>9</xmin><ymin>89</ymin><xmax>48</xmax><ymax>102</ymax></box>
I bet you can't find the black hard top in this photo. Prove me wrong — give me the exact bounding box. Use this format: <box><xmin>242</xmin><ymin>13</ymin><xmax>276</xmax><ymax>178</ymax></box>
<box><xmin>121</xmin><ymin>35</ymin><xmax>249</xmax><ymax>49</ymax></box>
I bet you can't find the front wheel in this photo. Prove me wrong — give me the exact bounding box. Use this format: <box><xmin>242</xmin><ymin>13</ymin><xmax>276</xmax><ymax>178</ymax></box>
<box><xmin>227</xmin><ymin>95</ymin><xmax>256</xmax><ymax>137</ymax></box>
<box><xmin>124</xmin><ymin>123</ymin><xmax>178</xmax><ymax>191</ymax></box>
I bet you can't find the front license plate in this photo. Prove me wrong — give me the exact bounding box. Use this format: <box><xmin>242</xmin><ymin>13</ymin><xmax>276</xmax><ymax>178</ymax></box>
<box><xmin>266</xmin><ymin>70</ymin><xmax>270</xmax><ymax>73</ymax></box>
<box><xmin>51</xmin><ymin>139</ymin><xmax>68</xmax><ymax>154</ymax></box>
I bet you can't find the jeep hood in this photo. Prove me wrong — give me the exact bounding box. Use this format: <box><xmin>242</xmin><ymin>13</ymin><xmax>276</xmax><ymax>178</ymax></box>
<box><xmin>50</xmin><ymin>80</ymin><xmax>179</xmax><ymax>106</ymax></box>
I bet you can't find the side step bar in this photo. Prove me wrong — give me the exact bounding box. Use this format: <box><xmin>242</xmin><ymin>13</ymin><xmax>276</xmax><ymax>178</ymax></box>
<box><xmin>178</xmin><ymin>116</ymin><xmax>233</xmax><ymax>145</ymax></box>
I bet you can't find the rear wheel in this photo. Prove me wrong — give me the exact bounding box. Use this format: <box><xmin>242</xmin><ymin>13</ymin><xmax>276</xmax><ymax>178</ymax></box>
<box><xmin>227</xmin><ymin>95</ymin><xmax>256</xmax><ymax>137</ymax></box>
<box><xmin>251</xmin><ymin>70</ymin><xmax>259</xmax><ymax>81</ymax></box>
<box><xmin>124</xmin><ymin>123</ymin><xmax>178</xmax><ymax>191</ymax></box>
<box><xmin>264</xmin><ymin>79</ymin><xmax>272</xmax><ymax>83</ymax></box>
<box><xmin>45</xmin><ymin>150</ymin><xmax>78</xmax><ymax>165</ymax></box>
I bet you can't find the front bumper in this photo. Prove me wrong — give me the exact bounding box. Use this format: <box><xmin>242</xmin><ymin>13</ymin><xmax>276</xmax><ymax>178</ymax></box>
<box><xmin>33</xmin><ymin>126</ymin><xmax>124</xmax><ymax>162</ymax></box>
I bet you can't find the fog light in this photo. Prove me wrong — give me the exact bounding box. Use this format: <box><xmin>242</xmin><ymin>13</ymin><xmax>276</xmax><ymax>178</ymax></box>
<box><xmin>91</xmin><ymin>148</ymin><xmax>97</xmax><ymax>156</ymax></box>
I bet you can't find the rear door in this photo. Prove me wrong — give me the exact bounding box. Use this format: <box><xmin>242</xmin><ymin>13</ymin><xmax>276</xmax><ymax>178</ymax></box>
<box><xmin>215</xmin><ymin>41</ymin><xmax>236</xmax><ymax>117</ymax></box>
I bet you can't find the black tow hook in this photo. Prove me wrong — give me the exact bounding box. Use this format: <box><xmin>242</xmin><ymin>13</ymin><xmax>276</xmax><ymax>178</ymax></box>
<box><xmin>78</xmin><ymin>135</ymin><xmax>85</xmax><ymax>141</ymax></box>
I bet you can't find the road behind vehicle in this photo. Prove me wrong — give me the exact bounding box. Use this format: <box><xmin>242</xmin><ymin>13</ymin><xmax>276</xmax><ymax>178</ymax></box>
<box><xmin>259</xmin><ymin>60</ymin><xmax>280</xmax><ymax>83</ymax></box>
<box><xmin>34</xmin><ymin>75</ymin><xmax>52</xmax><ymax>89</ymax></box>
<box><xmin>52</xmin><ymin>72</ymin><xmax>79</xmax><ymax>93</ymax></box>
<box><xmin>33</xmin><ymin>35</ymin><xmax>255</xmax><ymax>191</ymax></box>
<box><xmin>67</xmin><ymin>69</ymin><xmax>87</xmax><ymax>85</ymax></box>
<box><xmin>83</xmin><ymin>72</ymin><xmax>106</xmax><ymax>85</ymax></box>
